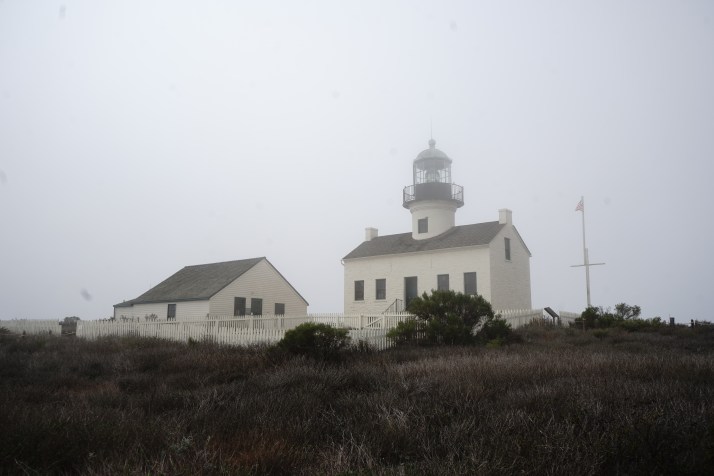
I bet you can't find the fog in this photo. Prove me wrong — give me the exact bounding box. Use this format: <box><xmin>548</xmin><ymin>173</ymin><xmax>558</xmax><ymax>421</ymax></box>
<box><xmin>1</xmin><ymin>1</ymin><xmax>712</xmax><ymax>322</ymax></box>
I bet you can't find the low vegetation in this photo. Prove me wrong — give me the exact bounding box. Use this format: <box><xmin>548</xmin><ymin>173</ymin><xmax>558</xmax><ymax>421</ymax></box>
<box><xmin>2</xmin><ymin>324</ymin><xmax>713</xmax><ymax>474</ymax></box>
<box><xmin>388</xmin><ymin>290</ymin><xmax>515</xmax><ymax>346</ymax></box>
<box><xmin>277</xmin><ymin>322</ymin><xmax>350</xmax><ymax>361</ymax></box>
<box><xmin>574</xmin><ymin>302</ymin><xmax>672</xmax><ymax>332</ymax></box>
<box><xmin>60</xmin><ymin>316</ymin><xmax>80</xmax><ymax>335</ymax></box>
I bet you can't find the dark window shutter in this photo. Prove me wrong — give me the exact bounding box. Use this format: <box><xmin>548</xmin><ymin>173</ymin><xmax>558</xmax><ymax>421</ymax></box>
<box><xmin>234</xmin><ymin>297</ymin><xmax>246</xmax><ymax>316</ymax></box>
<box><xmin>464</xmin><ymin>272</ymin><xmax>477</xmax><ymax>295</ymax></box>
<box><xmin>355</xmin><ymin>280</ymin><xmax>364</xmax><ymax>301</ymax></box>
<box><xmin>418</xmin><ymin>218</ymin><xmax>428</xmax><ymax>234</ymax></box>
<box><xmin>376</xmin><ymin>279</ymin><xmax>386</xmax><ymax>300</ymax></box>
<box><xmin>437</xmin><ymin>274</ymin><xmax>449</xmax><ymax>291</ymax></box>
<box><xmin>251</xmin><ymin>298</ymin><xmax>263</xmax><ymax>316</ymax></box>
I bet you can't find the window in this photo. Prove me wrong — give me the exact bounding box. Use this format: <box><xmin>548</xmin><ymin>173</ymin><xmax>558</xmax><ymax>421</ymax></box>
<box><xmin>376</xmin><ymin>279</ymin><xmax>386</xmax><ymax>300</ymax></box>
<box><xmin>167</xmin><ymin>303</ymin><xmax>176</xmax><ymax>321</ymax></box>
<box><xmin>234</xmin><ymin>297</ymin><xmax>246</xmax><ymax>316</ymax></box>
<box><xmin>354</xmin><ymin>280</ymin><xmax>364</xmax><ymax>301</ymax></box>
<box><xmin>250</xmin><ymin>298</ymin><xmax>263</xmax><ymax>316</ymax></box>
<box><xmin>274</xmin><ymin>303</ymin><xmax>285</xmax><ymax>315</ymax></box>
<box><xmin>464</xmin><ymin>272</ymin><xmax>477</xmax><ymax>295</ymax></box>
<box><xmin>405</xmin><ymin>276</ymin><xmax>418</xmax><ymax>307</ymax></box>
<box><xmin>437</xmin><ymin>274</ymin><xmax>449</xmax><ymax>291</ymax></box>
<box><xmin>505</xmin><ymin>237</ymin><xmax>511</xmax><ymax>261</ymax></box>
<box><xmin>418</xmin><ymin>217</ymin><xmax>428</xmax><ymax>234</ymax></box>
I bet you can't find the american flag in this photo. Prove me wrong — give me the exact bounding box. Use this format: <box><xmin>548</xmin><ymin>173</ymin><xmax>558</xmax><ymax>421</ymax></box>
<box><xmin>575</xmin><ymin>198</ymin><xmax>584</xmax><ymax>212</ymax></box>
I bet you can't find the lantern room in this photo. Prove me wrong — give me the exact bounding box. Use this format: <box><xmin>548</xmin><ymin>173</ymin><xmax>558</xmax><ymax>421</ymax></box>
<box><xmin>402</xmin><ymin>139</ymin><xmax>464</xmax><ymax>240</ymax></box>
<box><xmin>403</xmin><ymin>139</ymin><xmax>464</xmax><ymax>208</ymax></box>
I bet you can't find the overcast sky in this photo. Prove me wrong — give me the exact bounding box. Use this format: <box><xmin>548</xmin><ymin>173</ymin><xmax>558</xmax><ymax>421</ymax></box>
<box><xmin>1</xmin><ymin>1</ymin><xmax>712</xmax><ymax>322</ymax></box>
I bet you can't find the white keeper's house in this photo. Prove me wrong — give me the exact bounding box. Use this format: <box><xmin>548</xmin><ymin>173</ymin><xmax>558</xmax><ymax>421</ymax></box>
<box><xmin>114</xmin><ymin>257</ymin><xmax>308</xmax><ymax>320</ymax></box>
<box><xmin>343</xmin><ymin>139</ymin><xmax>532</xmax><ymax>314</ymax></box>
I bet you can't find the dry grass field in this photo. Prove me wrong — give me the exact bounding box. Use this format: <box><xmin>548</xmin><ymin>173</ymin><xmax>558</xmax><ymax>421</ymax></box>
<box><xmin>1</xmin><ymin>325</ymin><xmax>713</xmax><ymax>475</ymax></box>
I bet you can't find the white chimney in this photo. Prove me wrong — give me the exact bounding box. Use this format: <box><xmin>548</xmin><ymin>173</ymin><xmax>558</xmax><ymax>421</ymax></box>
<box><xmin>499</xmin><ymin>208</ymin><xmax>512</xmax><ymax>225</ymax></box>
<box><xmin>365</xmin><ymin>227</ymin><xmax>378</xmax><ymax>241</ymax></box>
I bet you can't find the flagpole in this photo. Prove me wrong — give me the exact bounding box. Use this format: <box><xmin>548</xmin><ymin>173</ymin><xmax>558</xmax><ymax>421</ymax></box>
<box><xmin>572</xmin><ymin>197</ymin><xmax>604</xmax><ymax>316</ymax></box>
<box><xmin>580</xmin><ymin>196</ymin><xmax>591</xmax><ymax>308</ymax></box>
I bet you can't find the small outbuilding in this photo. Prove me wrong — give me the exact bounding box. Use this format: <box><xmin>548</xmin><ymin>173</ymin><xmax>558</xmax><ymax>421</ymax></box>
<box><xmin>114</xmin><ymin>257</ymin><xmax>308</xmax><ymax>320</ymax></box>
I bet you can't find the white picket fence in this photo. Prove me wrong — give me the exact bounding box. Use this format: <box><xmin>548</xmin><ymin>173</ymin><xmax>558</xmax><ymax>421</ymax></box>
<box><xmin>75</xmin><ymin>309</ymin><xmax>579</xmax><ymax>350</ymax></box>
<box><xmin>497</xmin><ymin>309</ymin><xmax>580</xmax><ymax>328</ymax></box>
<box><xmin>202</xmin><ymin>313</ymin><xmax>412</xmax><ymax>330</ymax></box>
<box><xmin>119</xmin><ymin>310</ymin><xmax>581</xmax><ymax>330</ymax></box>
<box><xmin>497</xmin><ymin>309</ymin><xmax>545</xmax><ymax>328</ymax></box>
<box><xmin>348</xmin><ymin>328</ymin><xmax>399</xmax><ymax>351</ymax></box>
<box><xmin>558</xmin><ymin>311</ymin><xmax>580</xmax><ymax>326</ymax></box>
<box><xmin>0</xmin><ymin>319</ymin><xmax>62</xmax><ymax>335</ymax></box>
<box><xmin>76</xmin><ymin>313</ymin><xmax>416</xmax><ymax>350</ymax></box>
<box><xmin>3</xmin><ymin>309</ymin><xmax>578</xmax><ymax>348</ymax></box>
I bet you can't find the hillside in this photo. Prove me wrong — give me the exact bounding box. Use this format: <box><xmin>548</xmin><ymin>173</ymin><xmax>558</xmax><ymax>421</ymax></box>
<box><xmin>1</xmin><ymin>326</ymin><xmax>713</xmax><ymax>474</ymax></box>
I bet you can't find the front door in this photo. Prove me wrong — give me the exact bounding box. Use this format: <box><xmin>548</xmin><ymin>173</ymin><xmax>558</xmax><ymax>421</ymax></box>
<box><xmin>404</xmin><ymin>276</ymin><xmax>418</xmax><ymax>308</ymax></box>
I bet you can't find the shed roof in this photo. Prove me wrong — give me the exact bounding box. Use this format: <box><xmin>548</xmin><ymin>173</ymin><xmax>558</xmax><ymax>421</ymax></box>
<box><xmin>343</xmin><ymin>222</ymin><xmax>509</xmax><ymax>260</ymax></box>
<box><xmin>114</xmin><ymin>257</ymin><xmax>307</xmax><ymax>308</ymax></box>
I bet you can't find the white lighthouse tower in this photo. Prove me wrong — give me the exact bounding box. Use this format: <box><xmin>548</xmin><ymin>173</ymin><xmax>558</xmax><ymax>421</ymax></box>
<box><xmin>402</xmin><ymin>139</ymin><xmax>464</xmax><ymax>239</ymax></box>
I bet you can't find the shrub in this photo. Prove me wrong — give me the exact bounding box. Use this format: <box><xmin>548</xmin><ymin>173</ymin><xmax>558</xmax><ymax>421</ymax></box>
<box><xmin>574</xmin><ymin>303</ymin><xmax>662</xmax><ymax>331</ymax></box>
<box><xmin>278</xmin><ymin>323</ymin><xmax>350</xmax><ymax>360</ymax></box>
<box><xmin>485</xmin><ymin>337</ymin><xmax>505</xmax><ymax>348</ymax></box>
<box><xmin>425</xmin><ymin>314</ymin><xmax>474</xmax><ymax>345</ymax></box>
<box><xmin>352</xmin><ymin>339</ymin><xmax>375</xmax><ymax>353</ymax></box>
<box><xmin>477</xmin><ymin>316</ymin><xmax>518</xmax><ymax>344</ymax></box>
<box><xmin>60</xmin><ymin>316</ymin><xmax>80</xmax><ymax>335</ymax></box>
<box><xmin>618</xmin><ymin>319</ymin><xmax>651</xmax><ymax>333</ymax></box>
<box><xmin>593</xmin><ymin>329</ymin><xmax>609</xmax><ymax>340</ymax></box>
<box><xmin>574</xmin><ymin>306</ymin><xmax>602</xmax><ymax>329</ymax></box>
<box><xmin>386</xmin><ymin>318</ymin><xmax>423</xmax><ymax>346</ymax></box>
<box><xmin>407</xmin><ymin>290</ymin><xmax>495</xmax><ymax>345</ymax></box>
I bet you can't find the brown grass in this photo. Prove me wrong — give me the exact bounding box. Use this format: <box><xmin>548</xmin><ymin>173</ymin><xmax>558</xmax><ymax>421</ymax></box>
<box><xmin>1</xmin><ymin>326</ymin><xmax>713</xmax><ymax>474</ymax></box>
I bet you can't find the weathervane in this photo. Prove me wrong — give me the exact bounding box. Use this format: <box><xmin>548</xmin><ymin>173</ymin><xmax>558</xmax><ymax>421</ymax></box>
<box><xmin>571</xmin><ymin>196</ymin><xmax>605</xmax><ymax>307</ymax></box>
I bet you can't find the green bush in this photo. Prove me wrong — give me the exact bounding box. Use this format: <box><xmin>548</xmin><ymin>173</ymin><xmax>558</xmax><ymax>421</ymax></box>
<box><xmin>593</xmin><ymin>329</ymin><xmax>609</xmax><ymax>340</ymax></box>
<box><xmin>387</xmin><ymin>318</ymin><xmax>423</xmax><ymax>346</ymax></box>
<box><xmin>426</xmin><ymin>314</ymin><xmax>474</xmax><ymax>345</ymax></box>
<box><xmin>574</xmin><ymin>306</ymin><xmax>602</xmax><ymax>329</ymax></box>
<box><xmin>477</xmin><ymin>316</ymin><xmax>518</xmax><ymax>344</ymax></box>
<box><xmin>485</xmin><ymin>337</ymin><xmax>505</xmax><ymax>348</ymax></box>
<box><xmin>278</xmin><ymin>323</ymin><xmax>350</xmax><ymax>360</ymax></box>
<box><xmin>352</xmin><ymin>339</ymin><xmax>375</xmax><ymax>354</ymax></box>
<box><xmin>574</xmin><ymin>303</ymin><xmax>664</xmax><ymax>332</ymax></box>
<box><xmin>407</xmin><ymin>290</ymin><xmax>495</xmax><ymax>345</ymax></box>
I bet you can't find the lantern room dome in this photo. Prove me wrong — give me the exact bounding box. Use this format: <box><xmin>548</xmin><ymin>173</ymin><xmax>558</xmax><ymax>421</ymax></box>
<box><xmin>414</xmin><ymin>138</ymin><xmax>451</xmax><ymax>163</ymax></box>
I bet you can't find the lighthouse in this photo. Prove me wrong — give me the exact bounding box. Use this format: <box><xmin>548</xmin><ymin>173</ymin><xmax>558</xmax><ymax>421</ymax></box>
<box><xmin>343</xmin><ymin>138</ymin><xmax>532</xmax><ymax>313</ymax></box>
<box><xmin>402</xmin><ymin>139</ymin><xmax>464</xmax><ymax>239</ymax></box>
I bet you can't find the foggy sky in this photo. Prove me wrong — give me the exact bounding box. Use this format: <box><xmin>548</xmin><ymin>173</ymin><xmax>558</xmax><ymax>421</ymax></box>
<box><xmin>1</xmin><ymin>1</ymin><xmax>713</xmax><ymax>322</ymax></box>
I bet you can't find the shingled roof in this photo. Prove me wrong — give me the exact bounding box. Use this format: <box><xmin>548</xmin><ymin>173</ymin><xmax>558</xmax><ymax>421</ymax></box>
<box><xmin>343</xmin><ymin>222</ymin><xmax>509</xmax><ymax>260</ymax></box>
<box><xmin>115</xmin><ymin>257</ymin><xmax>267</xmax><ymax>308</ymax></box>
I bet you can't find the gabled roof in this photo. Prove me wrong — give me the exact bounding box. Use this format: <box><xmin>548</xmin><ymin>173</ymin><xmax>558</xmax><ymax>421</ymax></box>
<box><xmin>115</xmin><ymin>257</ymin><xmax>307</xmax><ymax>308</ymax></box>
<box><xmin>343</xmin><ymin>222</ymin><xmax>507</xmax><ymax>260</ymax></box>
